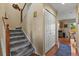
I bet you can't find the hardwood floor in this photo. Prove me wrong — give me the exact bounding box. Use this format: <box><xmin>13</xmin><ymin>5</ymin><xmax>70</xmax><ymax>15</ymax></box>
<box><xmin>59</xmin><ymin>38</ymin><xmax>70</xmax><ymax>45</ymax></box>
<box><xmin>45</xmin><ymin>44</ymin><xmax>58</xmax><ymax>56</ymax></box>
<box><xmin>45</xmin><ymin>37</ymin><xmax>70</xmax><ymax>56</ymax></box>
<box><xmin>0</xmin><ymin>48</ymin><xmax>2</xmax><ymax>56</ymax></box>
<box><xmin>31</xmin><ymin>53</ymin><xmax>39</xmax><ymax>56</ymax></box>
<box><xmin>31</xmin><ymin>37</ymin><xmax>78</xmax><ymax>56</ymax></box>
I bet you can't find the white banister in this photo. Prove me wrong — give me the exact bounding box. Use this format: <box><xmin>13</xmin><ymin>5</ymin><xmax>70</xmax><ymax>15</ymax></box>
<box><xmin>0</xmin><ymin>20</ymin><xmax>6</xmax><ymax>56</ymax></box>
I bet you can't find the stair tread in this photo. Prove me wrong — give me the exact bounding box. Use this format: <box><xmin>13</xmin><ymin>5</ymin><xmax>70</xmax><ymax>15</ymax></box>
<box><xmin>10</xmin><ymin>39</ymin><xmax>27</xmax><ymax>44</ymax></box>
<box><xmin>11</xmin><ymin>46</ymin><xmax>29</xmax><ymax>56</ymax></box>
<box><xmin>22</xmin><ymin>48</ymin><xmax>34</xmax><ymax>56</ymax></box>
<box><xmin>10</xmin><ymin>41</ymin><xmax>30</xmax><ymax>52</ymax></box>
<box><xmin>10</xmin><ymin>33</ymin><xmax>24</xmax><ymax>36</ymax></box>
<box><xmin>16</xmin><ymin>47</ymin><xmax>34</xmax><ymax>56</ymax></box>
<box><xmin>10</xmin><ymin>36</ymin><xmax>26</xmax><ymax>40</ymax></box>
<box><xmin>10</xmin><ymin>32</ymin><xmax>23</xmax><ymax>34</ymax></box>
<box><xmin>10</xmin><ymin>35</ymin><xmax>25</xmax><ymax>39</ymax></box>
<box><xmin>16</xmin><ymin>46</ymin><xmax>31</xmax><ymax>56</ymax></box>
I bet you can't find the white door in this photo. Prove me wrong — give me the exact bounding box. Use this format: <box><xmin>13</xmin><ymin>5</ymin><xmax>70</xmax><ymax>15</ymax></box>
<box><xmin>44</xmin><ymin>9</ymin><xmax>56</xmax><ymax>53</ymax></box>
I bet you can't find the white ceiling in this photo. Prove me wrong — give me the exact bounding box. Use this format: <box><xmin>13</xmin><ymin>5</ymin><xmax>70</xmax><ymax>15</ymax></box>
<box><xmin>49</xmin><ymin>3</ymin><xmax>76</xmax><ymax>20</ymax></box>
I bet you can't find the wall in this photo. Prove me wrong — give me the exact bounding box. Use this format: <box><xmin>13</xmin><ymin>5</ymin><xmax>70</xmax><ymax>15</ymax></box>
<box><xmin>76</xmin><ymin>5</ymin><xmax>79</xmax><ymax>53</ymax></box>
<box><xmin>0</xmin><ymin>4</ymin><xmax>5</xmax><ymax>20</ymax></box>
<box><xmin>22</xmin><ymin>3</ymin><xmax>32</xmax><ymax>40</ymax></box>
<box><xmin>5</xmin><ymin>3</ymin><xmax>20</xmax><ymax>29</ymax></box>
<box><xmin>4</xmin><ymin>3</ymin><xmax>24</xmax><ymax>29</ymax></box>
<box><xmin>22</xmin><ymin>3</ymin><xmax>44</xmax><ymax>55</ymax></box>
<box><xmin>44</xmin><ymin>4</ymin><xmax>57</xmax><ymax>53</ymax></box>
<box><xmin>0</xmin><ymin>4</ymin><xmax>6</xmax><ymax>56</ymax></box>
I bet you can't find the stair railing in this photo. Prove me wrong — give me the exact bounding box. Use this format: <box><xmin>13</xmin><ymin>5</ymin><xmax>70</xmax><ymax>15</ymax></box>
<box><xmin>21</xmin><ymin>3</ymin><xmax>26</xmax><ymax>23</ymax></box>
<box><xmin>2</xmin><ymin>16</ymin><xmax>10</xmax><ymax>56</ymax></box>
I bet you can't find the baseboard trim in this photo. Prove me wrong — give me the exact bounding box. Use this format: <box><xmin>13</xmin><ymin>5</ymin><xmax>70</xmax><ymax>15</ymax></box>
<box><xmin>45</xmin><ymin>43</ymin><xmax>58</xmax><ymax>56</ymax></box>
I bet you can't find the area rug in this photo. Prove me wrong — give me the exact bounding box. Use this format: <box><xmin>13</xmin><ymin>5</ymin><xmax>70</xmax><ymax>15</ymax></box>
<box><xmin>55</xmin><ymin>43</ymin><xmax>71</xmax><ymax>56</ymax></box>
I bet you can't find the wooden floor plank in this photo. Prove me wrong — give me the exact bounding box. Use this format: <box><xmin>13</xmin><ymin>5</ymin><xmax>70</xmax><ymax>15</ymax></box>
<box><xmin>46</xmin><ymin>38</ymin><xmax>70</xmax><ymax>56</ymax></box>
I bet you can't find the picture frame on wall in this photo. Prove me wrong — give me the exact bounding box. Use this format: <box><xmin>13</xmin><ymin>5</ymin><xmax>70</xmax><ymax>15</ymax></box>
<box><xmin>64</xmin><ymin>24</ymin><xmax>68</xmax><ymax>28</ymax></box>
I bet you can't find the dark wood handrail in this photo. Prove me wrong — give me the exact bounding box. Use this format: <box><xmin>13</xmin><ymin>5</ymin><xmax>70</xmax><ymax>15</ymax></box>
<box><xmin>6</xmin><ymin>24</ymin><xmax>10</xmax><ymax>56</ymax></box>
<box><xmin>2</xmin><ymin>17</ymin><xmax>10</xmax><ymax>56</ymax></box>
<box><xmin>21</xmin><ymin>3</ymin><xmax>26</xmax><ymax>23</ymax></box>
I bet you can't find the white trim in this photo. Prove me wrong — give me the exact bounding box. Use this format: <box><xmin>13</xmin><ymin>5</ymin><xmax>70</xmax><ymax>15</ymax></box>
<box><xmin>22</xmin><ymin>28</ymin><xmax>40</xmax><ymax>55</ymax></box>
<box><xmin>0</xmin><ymin>20</ymin><xmax>6</xmax><ymax>56</ymax></box>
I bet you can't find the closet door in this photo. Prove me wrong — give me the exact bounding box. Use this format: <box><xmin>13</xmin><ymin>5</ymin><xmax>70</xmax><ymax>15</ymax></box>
<box><xmin>44</xmin><ymin>9</ymin><xmax>56</xmax><ymax>53</ymax></box>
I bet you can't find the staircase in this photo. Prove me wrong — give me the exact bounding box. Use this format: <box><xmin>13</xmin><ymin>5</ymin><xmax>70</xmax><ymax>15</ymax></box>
<box><xmin>10</xmin><ymin>27</ymin><xmax>34</xmax><ymax>56</ymax></box>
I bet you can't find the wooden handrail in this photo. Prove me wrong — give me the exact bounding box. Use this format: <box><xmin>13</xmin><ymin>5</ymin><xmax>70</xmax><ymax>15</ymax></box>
<box><xmin>21</xmin><ymin>3</ymin><xmax>26</xmax><ymax>23</ymax></box>
<box><xmin>6</xmin><ymin>24</ymin><xmax>10</xmax><ymax>56</ymax></box>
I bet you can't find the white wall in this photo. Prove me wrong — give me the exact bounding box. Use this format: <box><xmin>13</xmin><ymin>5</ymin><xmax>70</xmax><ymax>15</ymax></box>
<box><xmin>4</xmin><ymin>3</ymin><xmax>20</xmax><ymax>29</ymax></box>
<box><xmin>22</xmin><ymin>3</ymin><xmax>44</xmax><ymax>55</ymax></box>
<box><xmin>0</xmin><ymin>4</ymin><xmax>6</xmax><ymax>56</ymax></box>
<box><xmin>3</xmin><ymin>3</ymin><xmax>24</xmax><ymax>30</ymax></box>
<box><xmin>76</xmin><ymin>5</ymin><xmax>79</xmax><ymax>53</ymax></box>
<box><xmin>0</xmin><ymin>20</ymin><xmax>6</xmax><ymax>56</ymax></box>
<box><xmin>0</xmin><ymin>4</ymin><xmax>5</xmax><ymax>20</ymax></box>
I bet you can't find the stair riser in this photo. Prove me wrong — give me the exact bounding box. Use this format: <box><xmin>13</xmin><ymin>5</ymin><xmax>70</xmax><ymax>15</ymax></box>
<box><xmin>10</xmin><ymin>33</ymin><xmax>24</xmax><ymax>37</ymax></box>
<box><xmin>10</xmin><ymin>39</ymin><xmax>27</xmax><ymax>45</ymax></box>
<box><xmin>10</xmin><ymin>38</ymin><xmax>27</xmax><ymax>43</ymax></box>
<box><xmin>10</xmin><ymin>36</ymin><xmax>25</xmax><ymax>40</ymax></box>
<box><xmin>10</xmin><ymin>30</ymin><xmax>22</xmax><ymax>32</ymax></box>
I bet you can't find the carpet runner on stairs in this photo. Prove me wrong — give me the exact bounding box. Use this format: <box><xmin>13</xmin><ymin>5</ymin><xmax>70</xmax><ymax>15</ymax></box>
<box><xmin>10</xmin><ymin>27</ymin><xmax>34</xmax><ymax>56</ymax></box>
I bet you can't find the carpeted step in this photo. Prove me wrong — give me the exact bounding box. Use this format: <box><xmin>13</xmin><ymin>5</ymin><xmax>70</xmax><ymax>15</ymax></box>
<box><xmin>16</xmin><ymin>46</ymin><xmax>32</xmax><ymax>56</ymax></box>
<box><xmin>10</xmin><ymin>32</ymin><xmax>24</xmax><ymax>37</ymax></box>
<box><xmin>22</xmin><ymin>48</ymin><xmax>34</xmax><ymax>56</ymax></box>
<box><xmin>10</xmin><ymin>39</ymin><xmax>27</xmax><ymax>45</ymax></box>
<box><xmin>10</xmin><ymin>31</ymin><xmax>23</xmax><ymax>34</ymax></box>
<box><xmin>10</xmin><ymin>35</ymin><xmax>25</xmax><ymax>40</ymax></box>
<box><xmin>10</xmin><ymin>30</ymin><xmax>22</xmax><ymax>32</ymax></box>
<box><xmin>16</xmin><ymin>47</ymin><xmax>34</xmax><ymax>56</ymax></box>
<box><xmin>16</xmin><ymin>27</ymin><xmax>22</xmax><ymax>29</ymax></box>
<box><xmin>10</xmin><ymin>37</ymin><xmax>26</xmax><ymax>42</ymax></box>
<box><xmin>11</xmin><ymin>46</ymin><xmax>30</xmax><ymax>56</ymax></box>
<box><xmin>10</xmin><ymin>41</ymin><xmax>31</xmax><ymax>52</ymax></box>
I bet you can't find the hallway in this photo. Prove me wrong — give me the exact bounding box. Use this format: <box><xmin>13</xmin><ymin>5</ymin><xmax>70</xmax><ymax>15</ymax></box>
<box><xmin>0</xmin><ymin>3</ymin><xmax>79</xmax><ymax>56</ymax></box>
<box><xmin>55</xmin><ymin>38</ymin><xmax>71</xmax><ymax>56</ymax></box>
<box><xmin>46</xmin><ymin>38</ymin><xmax>71</xmax><ymax>56</ymax></box>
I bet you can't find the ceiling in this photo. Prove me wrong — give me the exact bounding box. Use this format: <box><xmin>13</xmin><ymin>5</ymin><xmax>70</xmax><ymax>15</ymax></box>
<box><xmin>49</xmin><ymin>3</ymin><xmax>76</xmax><ymax>20</ymax></box>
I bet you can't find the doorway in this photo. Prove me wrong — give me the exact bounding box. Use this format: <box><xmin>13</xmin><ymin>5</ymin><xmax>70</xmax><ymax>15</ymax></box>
<box><xmin>50</xmin><ymin>3</ymin><xmax>77</xmax><ymax>56</ymax></box>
